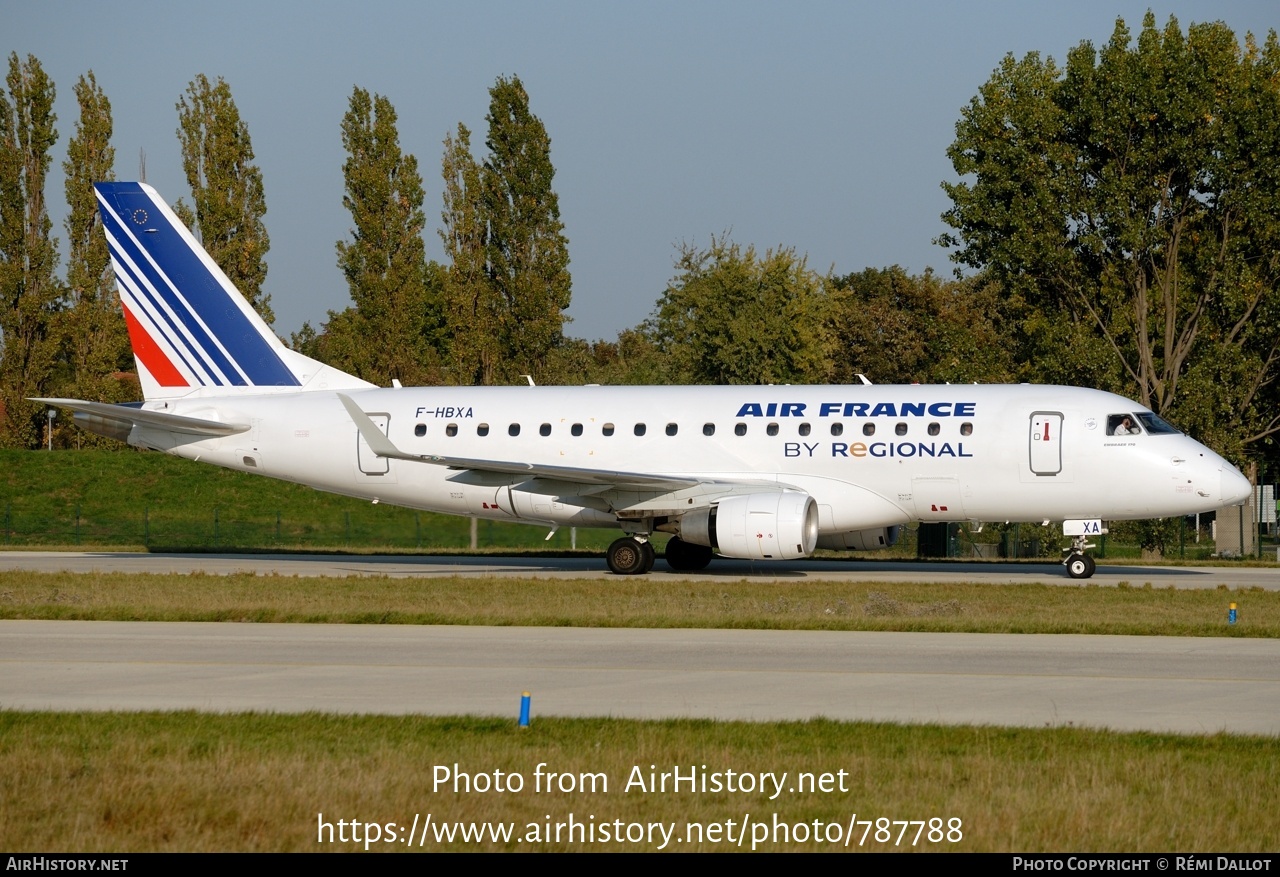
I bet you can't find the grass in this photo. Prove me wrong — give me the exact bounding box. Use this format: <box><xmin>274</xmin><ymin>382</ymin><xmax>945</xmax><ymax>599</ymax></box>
<box><xmin>1</xmin><ymin>712</ymin><xmax>1275</xmax><ymax>852</ymax></box>
<box><xmin>1</xmin><ymin>571</ymin><xmax>1276</xmax><ymax>636</ymax></box>
<box><xmin>0</xmin><ymin>448</ymin><xmax>622</xmax><ymax>551</ymax></box>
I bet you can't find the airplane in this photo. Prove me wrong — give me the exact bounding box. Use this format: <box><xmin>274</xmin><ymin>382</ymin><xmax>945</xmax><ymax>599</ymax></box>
<box><xmin>36</xmin><ymin>182</ymin><xmax>1253</xmax><ymax>578</ymax></box>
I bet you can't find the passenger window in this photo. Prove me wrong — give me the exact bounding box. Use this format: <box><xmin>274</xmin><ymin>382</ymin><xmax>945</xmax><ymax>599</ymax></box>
<box><xmin>571</xmin><ymin>423</ymin><xmax>583</xmax><ymax>437</ymax></box>
<box><xmin>798</xmin><ymin>423</ymin><xmax>811</xmax><ymax>436</ymax></box>
<box><xmin>414</xmin><ymin>424</ymin><xmax>426</xmax><ymax>437</ymax></box>
<box><xmin>540</xmin><ymin>423</ymin><xmax>552</xmax><ymax>436</ymax></box>
<box><xmin>895</xmin><ymin>423</ymin><xmax>908</xmax><ymax>436</ymax></box>
<box><xmin>703</xmin><ymin>423</ymin><xmax>715</xmax><ymax>436</ymax></box>
<box><xmin>831</xmin><ymin>423</ymin><xmax>844</xmax><ymax>437</ymax></box>
<box><xmin>927</xmin><ymin>422</ymin><xmax>940</xmax><ymax>436</ymax></box>
<box><xmin>634</xmin><ymin>423</ymin><xmax>646</xmax><ymax>436</ymax></box>
<box><xmin>602</xmin><ymin>423</ymin><xmax>615</xmax><ymax>436</ymax></box>
<box><xmin>477</xmin><ymin>423</ymin><xmax>490</xmax><ymax>436</ymax></box>
<box><xmin>767</xmin><ymin>423</ymin><xmax>779</xmax><ymax>436</ymax></box>
<box><xmin>666</xmin><ymin>423</ymin><xmax>678</xmax><ymax>436</ymax></box>
<box><xmin>508</xmin><ymin>423</ymin><xmax>520</xmax><ymax>436</ymax></box>
<box><xmin>960</xmin><ymin>422</ymin><xmax>972</xmax><ymax>436</ymax></box>
<box><xmin>735</xmin><ymin>423</ymin><xmax>747</xmax><ymax>436</ymax></box>
<box><xmin>446</xmin><ymin>423</ymin><xmax>458</xmax><ymax>437</ymax></box>
<box><xmin>863</xmin><ymin>423</ymin><xmax>875</xmax><ymax>436</ymax></box>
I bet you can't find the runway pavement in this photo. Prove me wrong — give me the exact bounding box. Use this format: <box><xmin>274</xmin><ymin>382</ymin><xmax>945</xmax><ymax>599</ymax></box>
<box><xmin>2</xmin><ymin>550</ymin><xmax>1279</xmax><ymax>589</ymax></box>
<box><xmin>2</xmin><ymin>620</ymin><xmax>1277</xmax><ymax>735</ymax></box>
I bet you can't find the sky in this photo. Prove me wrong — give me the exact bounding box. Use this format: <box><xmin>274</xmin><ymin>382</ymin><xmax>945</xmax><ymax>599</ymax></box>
<box><xmin>7</xmin><ymin>1</ymin><xmax>1277</xmax><ymax>343</ymax></box>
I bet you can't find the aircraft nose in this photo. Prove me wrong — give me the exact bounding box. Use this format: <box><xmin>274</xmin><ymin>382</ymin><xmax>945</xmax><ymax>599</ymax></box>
<box><xmin>1220</xmin><ymin>466</ymin><xmax>1252</xmax><ymax>507</ymax></box>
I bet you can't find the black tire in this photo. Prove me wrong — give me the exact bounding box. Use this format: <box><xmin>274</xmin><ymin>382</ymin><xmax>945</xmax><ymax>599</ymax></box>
<box><xmin>1083</xmin><ymin>554</ymin><xmax>1096</xmax><ymax>577</ymax></box>
<box><xmin>607</xmin><ymin>537</ymin><xmax>648</xmax><ymax>575</ymax></box>
<box><xmin>665</xmin><ymin>536</ymin><xmax>714</xmax><ymax>571</ymax></box>
<box><xmin>1066</xmin><ymin>554</ymin><xmax>1093</xmax><ymax>579</ymax></box>
<box><xmin>640</xmin><ymin>539</ymin><xmax>656</xmax><ymax>573</ymax></box>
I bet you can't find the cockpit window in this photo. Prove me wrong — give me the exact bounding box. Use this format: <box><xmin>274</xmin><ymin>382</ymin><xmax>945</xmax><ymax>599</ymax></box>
<box><xmin>1135</xmin><ymin>412</ymin><xmax>1181</xmax><ymax>435</ymax></box>
<box><xmin>1107</xmin><ymin>414</ymin><xmax>1142</xmax><ymax>436</ymax></box>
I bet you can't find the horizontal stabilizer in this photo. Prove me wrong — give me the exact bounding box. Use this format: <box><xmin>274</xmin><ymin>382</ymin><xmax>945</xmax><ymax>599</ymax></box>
<box><xmin>33</xmin><ymin>398</ymin><xmax>250</xmax><ymax>437</ymax></box>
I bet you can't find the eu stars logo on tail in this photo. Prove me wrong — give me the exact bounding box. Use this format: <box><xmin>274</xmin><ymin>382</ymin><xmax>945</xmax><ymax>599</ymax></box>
<box><xmin>34</xmin><ymin>183</ymin><xmax>1253</xmax><ymax>578</ymax></box>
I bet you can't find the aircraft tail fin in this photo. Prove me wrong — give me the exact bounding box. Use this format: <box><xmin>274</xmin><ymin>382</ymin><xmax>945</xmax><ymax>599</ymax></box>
<box><xmin>93</xmin><ymin>182</ymin><xmax>372</xmax><ymax>400</ymax></box>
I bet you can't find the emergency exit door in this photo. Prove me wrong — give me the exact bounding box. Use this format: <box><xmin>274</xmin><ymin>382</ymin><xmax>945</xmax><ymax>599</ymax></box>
<box><xmin>356</xmin><ymin>413</ymin><xmax>391</xmax><ymax>475</ymax></box>
<box><xmin>1029</xmin><ymin>412</ymin><xmax>1062</xmax><ymax>476</ymax></box>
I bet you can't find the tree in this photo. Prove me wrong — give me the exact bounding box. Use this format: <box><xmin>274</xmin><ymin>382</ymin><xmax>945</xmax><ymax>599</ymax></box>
<box><xmin>330</xmin><ymin>86</ymin><xmax>439</xmax><ymax>385</ymax></box>
<box><xmin>0</xmin><ymin>53</ymin><xmax>59</xmax><ymax>447</ymax></box>
<box><xmin>61</xmin><ymin>71</ymin><xmax>131</xmax><ymax>413</ymax></box>
<box><xmin>176</xmin><ymin>74</ymin><xmax>272</xmax><ymax>324</ymax></box>
<box><xmin>649</xmin><ymin>237</ymin><xmax>831</xmax><ymax>385</ymax></box>
<box><xmin>481</xmin><ymin>75</ymin><xmax>571</xmax><ymax>381</ymax></box>
<box><xmin>826</xmin><ymin>267</ymin><xmax>1015</xmax><ymax>385</ymax></box>
<box><xmin>439</xmin><ymin>123</ymin><xmax>500</xmax><ymax>385</ymax></box>
<box><xmin>939</xmin><ymin>14</ymin><xmax>1280</xmax><ymax>461</ymax></box>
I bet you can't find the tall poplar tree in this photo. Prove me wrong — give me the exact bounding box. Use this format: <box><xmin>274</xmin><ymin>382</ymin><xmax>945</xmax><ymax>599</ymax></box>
<box><xmin>176</xmin><ymin>74</ymin><xmax>272</xmax><ymax>323</ymax></box>
<box><xmin>331</xmin><ymin>86</ymin><xmax>438</xmax><ymax>385</ymax></box>
<box><xmin>62</xmin><ymin>71</ymin><xmax>129</xmax><ymax>409</ymax></box>
<box><xmin>439</xmin><ymin>122</ymin><xmax>499</xmax><ymax>385</ymax></box>
<box><xmin>481</xmin><ymin>75</ymin><xmax>571</xmax><ymax>380</ymax></box>
<box><xmin>0</xmin><ymin>53</ymin><xmax>60</xmax><ymax>447</ymax></box>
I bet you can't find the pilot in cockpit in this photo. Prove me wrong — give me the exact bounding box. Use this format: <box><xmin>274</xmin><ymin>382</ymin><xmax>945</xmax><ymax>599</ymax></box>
<box><xmin>1108</xmin><ymin>415</ymin><xmax>1141</xmax><ymax>436</ymax></box>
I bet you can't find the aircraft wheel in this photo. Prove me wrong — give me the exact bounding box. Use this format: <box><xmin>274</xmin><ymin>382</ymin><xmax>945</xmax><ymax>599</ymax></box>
<box><xmin>607</xmin><ymin>537</ymin><xmax>649</xmax><ymax>575</ymax></box>
<box><xmin>640</xmin><ymin>539</ymin><xmax>656</xmax><ymax>573</ymax></box>
<box><xmin>665</xmin><ymin>536</ymin><xmax>713</xmax><ymax>571</ymax></box>
<box><xmin>1066</xmin><ymin>554</ymin><xmax>1094</xmax><ymax>579</ymax></box>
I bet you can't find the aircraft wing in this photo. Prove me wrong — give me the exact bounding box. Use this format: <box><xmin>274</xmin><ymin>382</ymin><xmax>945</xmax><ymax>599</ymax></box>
<box><xmin>33</xmin><ymin>398</ymin><xmax>251</xmax><ymax>437</ymax></box>
<box><xmin>339</xmin><ymin>393</ymin><xmax>750</xmax><ymax>493</ymax></box>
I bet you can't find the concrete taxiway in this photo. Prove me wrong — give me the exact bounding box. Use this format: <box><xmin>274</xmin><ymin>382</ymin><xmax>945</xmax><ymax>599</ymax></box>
<box><xmin>2</xmin><ymin>620</ymin><xmax>1277</xmax><ymax>735</ymax></box>
<box><xmin>1</xmin><ymin>550</ymin><xmax>1279</xmax><ymax>589</ymax></box>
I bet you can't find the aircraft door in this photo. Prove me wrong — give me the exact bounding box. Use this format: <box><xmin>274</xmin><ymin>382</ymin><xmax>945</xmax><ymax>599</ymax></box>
<box><xmin>356</xmin><ymin>413</ymin><xmax>391</xmax><ymax>475</ymax></box>
<box><xmin>1029</xmin><ymin>412</ymin><xmax>1063</xmax><ymax>476</ymax></box>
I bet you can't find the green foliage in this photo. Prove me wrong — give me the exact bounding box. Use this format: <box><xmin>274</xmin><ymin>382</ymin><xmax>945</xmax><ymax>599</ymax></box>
<box><xmin>436</xmin><ymin>76</ymin><xmax>572</xmax><ymax>386</ymax></box>
<box><xmin>439</xmin><ymin>123</ymin><xmax>499</xmax><ymax>385</ymax></box>
<box><xmin>827</xmin><ymin>267</ymin><xmax>1015</xmax><ymax>385</ymax></box>
<box><xmin>940</xmin><ymin>14</ymin><xmax>1280</xmax><ymax>461</ymax></box>
<box><xmin>329</xmin><ymin>87</ymin><xmax>442</xmax><ymax>386</ymax></box>
<box><xmin>0</xmin><ymin>53</ymin><xmax>60</xmax><ymax>448</ymax></box>
<box><xmin>175</xmin><ymin>74</ymin><xmax>272</xmax><ymax>324</ymax></box>
<box><xmin>1107</xmin><ymin>517</ymin><xmax>1182</xmax><ymax>557</ymax></box>
<box><xmin>482</xmin><ymin>75</ymin><xmax>572</xmax><ymax>381</ymax></box>
<box><xmin>649</xmin><ymin>237</ymin><xmax>831</xmax><ymax>385</ymax></box>
<box><xmin>540</xmin><ymin>328</ymin><xmax>675</xmax><ymax>386</ymax></box>
<box><xmin>58</xmin><ymin>71</ymin><xmax>131</xmax><ymax>433</ymax></box>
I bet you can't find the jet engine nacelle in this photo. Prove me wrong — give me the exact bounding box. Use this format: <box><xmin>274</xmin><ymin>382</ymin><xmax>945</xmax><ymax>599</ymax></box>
<box><xmin>679</xmin><ymin>492</ymin><xmax>819</xmax><ymax>560</ymax></box>
<box><xmin>816</xmin><ymin>525</ymin><xmax>902</xmax><ymax>551</ymax></box>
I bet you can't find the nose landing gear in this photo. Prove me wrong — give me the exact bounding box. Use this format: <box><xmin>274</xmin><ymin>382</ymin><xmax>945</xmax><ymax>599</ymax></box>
<box><xmin>1062</xmin><ymin>534</ymin><xmax>1097</xmax><ymax>579</ymax></box>
<box><xmin>1061</xmin><ymin>520</ymin><xmax>1104</xmax><ymax>579</ymax></box>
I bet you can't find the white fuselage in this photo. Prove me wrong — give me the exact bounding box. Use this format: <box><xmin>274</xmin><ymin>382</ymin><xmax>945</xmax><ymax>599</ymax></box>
<box><xmin>135</xmin><ymin>383</ymin><xmax>1250</xmax><ymax>536</ymax></box>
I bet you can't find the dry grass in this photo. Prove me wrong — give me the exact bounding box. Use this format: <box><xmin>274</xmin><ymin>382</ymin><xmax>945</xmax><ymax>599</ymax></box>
<box><xmin>1</xmin><ymin>712</ymin><xmax>1275</xmax><ymax>852</ymax></box>
<box><xmin>1</xmin><ymin>571</ymin><xmax>1276</xmax><ymax>637</ymax></box>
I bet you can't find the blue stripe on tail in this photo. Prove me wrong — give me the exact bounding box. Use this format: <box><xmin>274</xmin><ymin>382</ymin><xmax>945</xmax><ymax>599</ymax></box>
<box><xmin>95</xmin><ymin>182</ymin><xmax>300</xmax><ymax>388</ymax></box>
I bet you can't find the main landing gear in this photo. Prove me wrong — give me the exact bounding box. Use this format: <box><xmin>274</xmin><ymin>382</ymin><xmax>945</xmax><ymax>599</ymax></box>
<box><xmin>1063</xmin><ymin>534</ymin><xmax>1097</xmax><ymax>579</ymax></box>
<box><xmin>607</xmin><ymin>536</ymin><xmax>655</xmax><ymax>575</ymax></box>
<box><xmin>606</xmin><ymin>535</ymin><xmax>715</xmax><ymax>574</ymax></box>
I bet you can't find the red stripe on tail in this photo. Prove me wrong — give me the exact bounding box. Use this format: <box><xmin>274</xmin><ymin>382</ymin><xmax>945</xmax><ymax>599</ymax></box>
<box><xmin>121</xmin><ymin>305</ymin><xmax>189</xmax><ymax>387</ymax></box>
